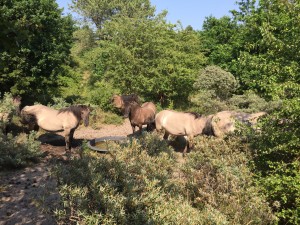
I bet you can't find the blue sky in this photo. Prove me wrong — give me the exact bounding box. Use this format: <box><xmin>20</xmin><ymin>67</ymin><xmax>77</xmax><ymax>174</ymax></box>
<box><xmin>56</xmin><ymin>0</ymin><xmax>239</xmax><ymax>30</ymax></box>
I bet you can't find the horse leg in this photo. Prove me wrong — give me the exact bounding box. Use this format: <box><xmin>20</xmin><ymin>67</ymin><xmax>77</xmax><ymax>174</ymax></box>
<box><xmin>69</xmin><ymin>128</ymin><xmax>75</xmax><ymax>149</ymax></box>
<box><xmin>163</xmin><ymin>131</ymin><xmax>169</xmax><ymax>140</ymax></box>
<box><xmin>147</xmin><ymin>122</ymin><xmax>155</xmax><ymax>132</ymax></box>
<box><xmin>131</xmin><ymin>125</ymin><xmax>136</xmax><ymax>134</ymax></box>
<box><xmin>138</xmin><ymin>125</ymin><xmax>143</xmax><ymax>135</ymax></box>
<box><xmin>64</xmin><ymin>129</ymin><xmax>71</xmax><ymax>151</ymax></box>
<box><xmin>183</xmin><ymin>135</ymin><xmax>194</xmax><ymax>157</ymax></box>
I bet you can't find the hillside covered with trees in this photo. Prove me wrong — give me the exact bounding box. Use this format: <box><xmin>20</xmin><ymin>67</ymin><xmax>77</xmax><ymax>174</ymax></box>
<box><xmin>0</xmin><ymin>0</ymin><xmax>299</xmax><ymax>224</ymax></box>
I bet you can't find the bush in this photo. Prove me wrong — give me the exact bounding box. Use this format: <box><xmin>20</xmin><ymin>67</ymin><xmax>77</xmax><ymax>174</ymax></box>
<box><xmin>250</xmin><ymin>98</ymin><xmax>300</xmax><ymax>224</ymax></box>
<box><xmin>89</xmin><ymin>107</ymin><xmax>124</xmax><ymax>129</ymax></box>
<box><xmin>193</xmin><ymin>66</ymin><xmax>239</xmax><ymax>101</ymax></box>
<box><xmin>229</xmin><ymin>90</ymin><xmax>281</xmax><ymax>113</ymax></box>
<box><xmin>183</xmin><ymin>136</ymin><xmax>277</xmax><ymax>224</ymax></box>
<box><xmin>86</xmin><ymin>81</ymin><xmax>119</xmax><ymax>111</ymax></box>
<box><xmin>54</xmin><ymin>132</ymin><xmax>276</xmax><ymax>224</ymax></box>
<box><xmin>0</xmin><ymin>131</ymin><xmax>42</xmax><ymax>169</ymax></box>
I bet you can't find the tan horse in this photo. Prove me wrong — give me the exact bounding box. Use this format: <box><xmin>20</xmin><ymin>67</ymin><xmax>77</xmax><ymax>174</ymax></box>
<box><xmin>123</xmin><ymin>101</ymin><xmax>156</xmax><ymax>134</ymax></box>
<box><xmin>21</xmin><ymin>104</ymin><xmax>91</xmax><ymax>151</ymax></box>
<box><xmin>0</xmin><ymin>95</ymin><xmax>21</xmax><ymax>134</ymax></box>
<box><xmin>155</xmin><ymin>110</ymin><xmax>212</xmax><ymax>156</ymax></box>
<box><xmin>112</xmin><ymin>94</ymin><xmax>139</xmax><ymax>111</ymax></box>
<box><xmin>210</xmin><ymin>111</ymin><xmax>267</xmax><ymax>137</ymax></box>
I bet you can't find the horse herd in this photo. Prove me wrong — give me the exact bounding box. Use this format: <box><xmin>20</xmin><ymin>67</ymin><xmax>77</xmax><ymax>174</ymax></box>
<box><xmin>112</xmin><ymin>94</ymin><xmax>267</xmax><ymax>155</ymax></box>
<box><xmin>1</xmin><ymin>94</ymin><xmax>267</xmax><ymax>156</ymax></box>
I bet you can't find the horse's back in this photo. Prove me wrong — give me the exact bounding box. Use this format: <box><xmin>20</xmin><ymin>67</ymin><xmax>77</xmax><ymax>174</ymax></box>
<box><xmin>141</xmin><ymin>102</ymin><xmax>156</xmax><ymax>114</ymax></box>
<box><xmin>130</xmin><ymin>102</ymin><xmax>155</xmax><ymax>126</ymax></box>
<box><xmin>155</xmin><ymin>110</ymin><xmax>198</xmax><ymax>136</ymax></box>
<box><xmin>22</xmin><ymin>104</ymin><xmax>70</xmax><ymax>131</ymax></box>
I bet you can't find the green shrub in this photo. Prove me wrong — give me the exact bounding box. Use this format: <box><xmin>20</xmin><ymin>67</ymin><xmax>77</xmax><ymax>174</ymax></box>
<box><xmin>193</xmin><ymin>66</ymin><xmax>239</xmax><ymax>101</ymax></box>
<box><xmin>54</xmin><ymin>133</ymin><xmax>276</xmax><ymax>224</ymax></box>
<box><xmin>182</xmin><ymin>136</ymin><xmax>277</xmax><ymax>224</ymax></box>
<box><xmin>189</xmin><ymin>91</ymin><xmax>229</xmax><ymax>114</ymax></box>
<box><xmin>47</xmin><ymin>97</ymin><xmax>71</xmax><ymax>109</ymax></box>
<box><xmin>89</xmin><ymin>107</ymin><xmax>124</xmax><ymax>129</ymax></box>
<box><xmin>0</xmin><ymin>92</ymin><xmax>17</xmax><ymax>114</ymax></box>
<box><xmin>250</xmin><ymin>98</ymin><xmax>300</xmax><ymax>224</ymax></box>
<box><xmin>229</xmin><ymin>90</ymin><xmax>281</xmax><ymax>113</ymax></box>
<box><xmin>86</xmin><ymin>81</ymin><xmax>119</xmax><ymax>111</ymax></box>
<box><xmin>0</xmin><ymin>131</ymin><xmax>42</xmax><ymax>169</ymax></box>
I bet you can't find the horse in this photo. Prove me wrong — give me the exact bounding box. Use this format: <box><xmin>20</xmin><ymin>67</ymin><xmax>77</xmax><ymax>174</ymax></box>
<box><xmin>209</xmin><ymin>111</ymin><xmax>267</xmax><ymax>137</ymax></box>
<box><xmin>0</xmin><ymin>95</ymin><xmax>21</xmax><ymax>134</ymax></box>
<box><xmin>155</xmin><ymin>110</ymin><xmax>212</xmax><ymax>156</ymax></box>
<box><xmin>111</xmin><ymin>94</ymin><xmax>139</xmax><ymax>112</ymax></box>
<box><xmin>123</xmin><ymin>101</ymin><xmax>156</xmax><ymax>134</ymax></box>
<box><xmin>21</xmin><ymin>104</ymin><xmax>91</xmax><ymax>151</ymax></box>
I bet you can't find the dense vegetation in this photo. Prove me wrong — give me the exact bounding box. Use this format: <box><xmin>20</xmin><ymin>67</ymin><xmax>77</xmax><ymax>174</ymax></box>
<box><xmin>0</xmin><ymin>0</ymin><xmax>299</xmax><ymax>224</ymax></box>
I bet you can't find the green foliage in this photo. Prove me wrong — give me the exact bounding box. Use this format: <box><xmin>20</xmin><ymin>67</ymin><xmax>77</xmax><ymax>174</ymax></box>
<box><xmin>193</xmin><ymin>65</ymin><xmax>239</xmax><ymax>100</ymax></box>
<box><xmin>79</xmin><ymin>9</ymin><xmax>206</xmax><ymax>106</ymax></box>
<box><xmin>86</xmin><ymin>81</ymin><xmax>119</xmax><ymax>112</ymax></box>
<box><xmin>53</xmin><ymin>133</ymin><xmax>276</xmax><ymax>224</ymax></box>
<box><xmin>0</xmin><ymin>92</ymin><xmax>16</xmax><ymax>114</ymax></box>
<box><xmin>71</xmin><ymin>26</ymin><xmax>96</xmax><ymax>56</ymax></box>
<box><xmin>229</xmin><ymin>90</ymin><xmax>281</xmax><ymax>113</ymax></box>
<box><xmin>0</xmin><ymin>0</ymin><xmax>74</xmax><ymax>104</ymax></box>
<box><xmin>70</xmin><ymin>0</ymin><xmax>155</xmax><ymax>29</ymax></box>
<box><xmin>57</xmin><ymin>65</ymin><xmax>83</xmax><ymax>100</ymax></box>
<box><xmin>0</xmin><ymin>92</ymin><xmax>20</xmax><ymax>132</ymax></box>
<box><xmin>250</xmin><ymin>98</ymin><xmax>300</xmax><ymax>224</ymax></box>
<box><xmin>190</xmin><ymin>66</ymin><xmax>238</xmax><ymax>114</ymax></box>
<box><xmin>201</xmin><ymin>16</ymin><xmax>241</xmax><ymax>71</ymax></box>
<box><xmin>0</xmin><ymin>131</ymin><xmax>42</xmax><ymax>169</ymax></box>
<box><xmin>46</xmin><ymin>97</ymin><xmax>70</xmax><ymax>110</ymax></box>
<box><xmin>89</xmin><ymin>107</ymin><xmax>123</xmax><ymax>129</ymax></box>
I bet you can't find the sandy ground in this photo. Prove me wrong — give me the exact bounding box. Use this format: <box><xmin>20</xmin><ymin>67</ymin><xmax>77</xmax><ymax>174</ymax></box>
<box><xmin>0</xmin><ymin>120</ymin><xmax>134</xmax><ymax>225</ymax></box>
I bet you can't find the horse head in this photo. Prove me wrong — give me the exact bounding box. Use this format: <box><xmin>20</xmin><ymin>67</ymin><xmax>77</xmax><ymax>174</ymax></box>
<box><xmin>80</xmin><ymin>105</ymin><xmax>91</xmax><ymax>127</ymax></box>
<box><xmin>123</xmin><ymin>101</ymin><xmax>140</xmax><ymax>119</ymax></box>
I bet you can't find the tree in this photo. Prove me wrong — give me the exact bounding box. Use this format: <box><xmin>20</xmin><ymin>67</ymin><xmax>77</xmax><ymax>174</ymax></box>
<box><xmin>70</xmin><ymin>0</ymin><xmax>155</xmax><ymax>29</ymax></box>
<box><xmin>200</xmin><ymin>16</ymin><xmax>241</xmax><ymax>72</ymax></box>
<box><xmin>84</xmin><ymin>14</ymin><xmax>207</xmax><ymax>106</ymax></box>
<box><xmin>0</xmin><ymin>0</ymin><xmax>74</xmax><ymax>104</ymax></box>
<box><xmin>229</xmin><ymin>1</ymin><xmax>300</xmax><ymax>223</ymax></box>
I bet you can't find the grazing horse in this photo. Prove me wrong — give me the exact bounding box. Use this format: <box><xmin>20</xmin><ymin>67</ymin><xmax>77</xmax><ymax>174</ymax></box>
<box><xmin>0</xmin><ymin>95</ymin><xmax>21</xmax><ymax>134</ymax></box>
<box><xmin>112</xmin><ymin>94</ymin><xmax>139</xmax><ymax>112</ymax></box>
<box><xmin>21</xmin><ymin>104</ymin><xmax>91</xmax><ymax>151</ymax></box>
<box><xmin>210</xmin><ymin>111</ymin><xmax>267</xmax><ymax>137</ymax></box>
<box><xmin>123</xmin><ymin>101</ymin><xmax>156</xmax><ymax>134</ymax></box>
<box><xmin>155</xmin><ymin>110</ymin><xmax>212</xmax><ymax>156</ymax></box>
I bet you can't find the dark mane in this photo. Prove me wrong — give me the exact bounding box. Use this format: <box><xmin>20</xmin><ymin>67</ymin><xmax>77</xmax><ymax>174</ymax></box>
<box><xmin>186</xmin><ymin>111</ymin><xmax>202</xmax><ymax>119</ymax></box>
<box><xmin>59</xmin><ymin>105</ymin><xmax>89</xmax><ymax>120</ymax></box>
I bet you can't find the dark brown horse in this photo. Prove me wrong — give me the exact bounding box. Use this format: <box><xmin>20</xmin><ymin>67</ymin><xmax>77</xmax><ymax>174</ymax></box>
<box><xmin>21</xmin><ymin>104</ymin><xmax>91</xmax><ymax>151</ymax></box>
<box><xmin>123</xmin><ymin>101</ymin><xmax>156</xmax><ymax>134</ymax></box>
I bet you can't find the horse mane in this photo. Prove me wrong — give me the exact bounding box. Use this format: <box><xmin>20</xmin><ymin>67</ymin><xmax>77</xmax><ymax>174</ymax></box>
<box><xmin>59</xmin><ymin>105</ymin><xmax>89</xmax><ymax>120</ymax></box>
<box><xmin>186</xmin><ymin>111</ymin><xmax>202</xmax><ymax>119</ymax></box>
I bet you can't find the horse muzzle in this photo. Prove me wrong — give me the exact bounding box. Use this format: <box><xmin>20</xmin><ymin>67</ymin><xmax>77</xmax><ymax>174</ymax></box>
<box><xmin>84</xmin><ymin>118</ymin><xmax>89</xmax><ymax>127</ymax></box>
